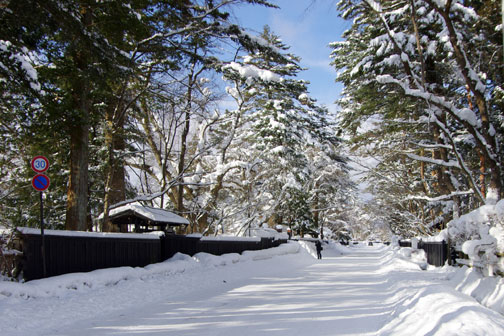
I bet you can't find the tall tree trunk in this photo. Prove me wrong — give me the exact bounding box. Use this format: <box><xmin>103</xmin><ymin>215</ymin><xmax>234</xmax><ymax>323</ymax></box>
<box><xmin>101</xmin><ymin>105</ymin><xmax>126</xmax><ymax>232</ymax></box>
<box><xmin>177</xmin><ymin>107</ymin><xmax>190</xmax><ymax>214</ymax></box>
<box><xmin>428</xmin><ymin>0</ymin><xmax>502</xmax><ymax>202</ymax></box>
<box><xmin>65</xmin><ymin>3</ymin><xmax>92</xmax><ymax>231</ymax></box>
<box><xmin>65</xmin><ymin>88</ymin><xmax>90</xmax><ymax>231</ymax></box>
<box><xmin>177</xmin><ymin>67</ymin><xmax>196</xmax><ymax>216</ymax></box>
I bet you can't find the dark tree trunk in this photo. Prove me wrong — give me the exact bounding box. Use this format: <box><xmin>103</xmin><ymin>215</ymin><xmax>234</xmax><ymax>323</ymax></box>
<box><xmin>65</xmin><ymin>4</ymin><xmax>92</xmax><ymax>231</ymax></box>
<box><xmin>65</xmin><ymin>101</ymin><xmax>90</xmax><ymax>231</ymax></box>
<box><xmin>101</xmin><ymin>106</ymin><xmax>126</xmax><ymax>232</ymax></box>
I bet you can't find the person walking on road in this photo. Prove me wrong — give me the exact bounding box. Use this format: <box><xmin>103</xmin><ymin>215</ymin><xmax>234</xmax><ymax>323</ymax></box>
<box><xmin>315</xmin><ymin>240</ymin><xmax>323</xmax><ymax>259</ymax></box>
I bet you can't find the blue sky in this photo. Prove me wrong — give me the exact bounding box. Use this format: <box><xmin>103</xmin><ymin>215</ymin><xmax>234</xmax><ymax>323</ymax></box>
<box><xmin>231</xmin><ymin>0</ymin><xmax>351</xmax><ymax>112</ymax></box>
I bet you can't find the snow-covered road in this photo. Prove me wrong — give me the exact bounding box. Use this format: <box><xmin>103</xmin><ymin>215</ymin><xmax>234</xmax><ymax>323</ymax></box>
<box><xmin>2</xmin><ymin>242</ymin><xmax>504</xmax><ymax>335</ymax></box>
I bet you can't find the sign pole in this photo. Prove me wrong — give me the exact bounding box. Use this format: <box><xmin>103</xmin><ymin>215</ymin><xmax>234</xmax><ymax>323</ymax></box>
<box><xmin>40</xmin><ymin>191</ymin><xmax>47</xmax><ymax>278</ymax></box>
<box><xmin>31</xmin><ymin>156</ymin><xmax>50</xmax><ymax>278</ymax></box>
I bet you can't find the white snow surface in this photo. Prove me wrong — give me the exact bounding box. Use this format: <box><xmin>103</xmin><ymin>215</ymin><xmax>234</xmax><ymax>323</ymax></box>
<box><xmin>1</xmin><ymin>242</ymin><xmax>504</xmax><ymax>335</ymax></box>
<box><xmin>223</xmin><ymin>62</ymin><xmax>283</xmax><ymax>83</ymax></box>
<box><xmin>16</xmin><ymin>227</ymin><xmax>161</xmax><ymax>240</ymax></box>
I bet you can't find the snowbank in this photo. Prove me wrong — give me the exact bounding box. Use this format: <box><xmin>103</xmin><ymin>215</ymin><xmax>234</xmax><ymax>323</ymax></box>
<box><xmin>395</xmin><ymin>246</ymin><xmax>428</xmax><ymax>270</ymax></box>
<box><xmin>395</xmin><ymin>245</ymin><xmax>504</xmax><ymax>316</ymax></box>
<box><xmin>3</xmin><ymin>240</ymin><xmax>504</xmax><ymax>335</ymax></box>
<box><xmin>447</xmin><ymin>266</ymin><xmax>504</xmax><ymax>315</ymax></box>
<box><xmin>327</xmin><ymin>240</ymin><xmax>352</xmax><ymax>254</ymax></box>
<box><xmin>0</xmin><ymin>241</ymin><xmax>299</xmax><ymax>300</ymax></box>
<box><xmin>298</xmin><ymin>240</ymin><xmax>350</xmax><ymax>258</ymax></box>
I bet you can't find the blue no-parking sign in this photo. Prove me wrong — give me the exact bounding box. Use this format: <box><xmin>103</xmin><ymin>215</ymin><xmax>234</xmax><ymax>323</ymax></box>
<box><xmin>31</xmin><ymin>156</ymin><xmax>50</xmax><ymax>191</ymax></box>
<box><xmin>32</xmin><ymin>173</ymin><xmax>50</xmax><ymax>191</ymax></box>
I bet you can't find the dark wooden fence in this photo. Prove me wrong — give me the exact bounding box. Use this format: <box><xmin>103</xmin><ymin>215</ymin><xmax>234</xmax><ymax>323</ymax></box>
<box><xmin>18</xmin><ymin>230</ymin><xmax>287</xmax><ymax>281</ymax></box>
<box><xmin>160</xmin><ymin>236</ymin><xmax>285</xmax><ymax>260</ymax></box>
<box><xmin>398</xmin><ymin>240</ymin><xmax>412</xmax><ymax>247</ymax></box>
<box><xmin>399</xmin><ymin>240</ymin><xmax>448</xmax><ymax>267</ymax></box>
<box><xmin>418</xmin><ymin>240</ymin><xmax>448</xmax><ymax>267</ymax></box>
<box><xmin>20</xmin><ymin>233</ymin><xmax>160</xmax><ymax>281</ymax></box>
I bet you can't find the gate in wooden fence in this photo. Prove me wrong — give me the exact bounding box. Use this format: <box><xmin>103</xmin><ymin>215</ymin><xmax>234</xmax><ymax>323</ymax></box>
<box><xmin>399</xmin><ymin>240</ymin><xmax>449</xmax><ymax>267</ymax></box>
<box><xmin>418</xmin><ymin>241</ymin><xmax>448</xmax><ymax>267</ymax></box>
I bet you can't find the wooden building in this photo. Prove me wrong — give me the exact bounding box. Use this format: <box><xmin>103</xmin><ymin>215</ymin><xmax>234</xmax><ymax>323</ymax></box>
<box><xmin>102</xmin><ymin>203</ymin><xmax>189</xmax><ymax>233</ymax></box>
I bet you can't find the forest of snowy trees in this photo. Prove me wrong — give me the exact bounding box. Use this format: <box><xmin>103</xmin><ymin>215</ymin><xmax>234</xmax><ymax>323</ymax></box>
<box><xmin>0</xmin><ymin>0</ymin><xmax>356</xmax><ymax>239</ymax></box>
<box><xmin>331</xmin><ymin>0</ymin><xmax>503</xmax><ymax>234</ymax></box>
<box><xmin>0</xmin><ymin>0</ymin><xmax>503</xmax><ymax>254</ymax></box>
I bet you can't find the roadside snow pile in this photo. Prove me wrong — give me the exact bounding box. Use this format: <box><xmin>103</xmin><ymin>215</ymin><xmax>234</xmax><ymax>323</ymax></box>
<box><xmin>298</xmin><ymin>240</ymin><xmax>318</xmax><ymax>258</ymax></box>
<box><xmin>298</xmin><ymin>240</ymin><xmax>350</xmax><ymax>258</ymax></box>
<box><xmin>326</xmin><ymin>240</ymin><xmax>352</xmax><ymax>255</ymax></box>
<box><xmin>395</xmin><ymin>246</ymin><xmax>428</xmax><ymax>270</ymax></box>
<box><xmin>436</xmin><ymin>199</ymin><xmax>504</xmax><ymax>276</ymax></box>
<box><xmin>447</xmin><ymin>266</ymin><xmax>504</xmax><ymax>315</ymax></box>
<box><xmin>378</xmin><ymin>246</ymin><xmax>430</xmax><ymax>274</ymax></box>
<box><xmin>0</xmin><ymin>241</ymin><xmax>299</xmax><ymax>300</ymax></box>
<box><xmin>397</xmin><ymin>243</ymin><xmax>504</xmax><ymax>316</ymax></box>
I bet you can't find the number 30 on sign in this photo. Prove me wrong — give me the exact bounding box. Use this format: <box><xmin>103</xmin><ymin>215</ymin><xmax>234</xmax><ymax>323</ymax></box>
<box><xmin>31</xmin><ymin>156</ymin><xmax>49</xmax><ymax>173</ymax></box>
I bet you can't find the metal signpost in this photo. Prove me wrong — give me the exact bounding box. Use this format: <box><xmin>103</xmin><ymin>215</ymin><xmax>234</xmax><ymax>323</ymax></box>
<box><xmin>31</xmin><ymin>156</ymin><xmax>50</xmax><ymax>277</ymax></box>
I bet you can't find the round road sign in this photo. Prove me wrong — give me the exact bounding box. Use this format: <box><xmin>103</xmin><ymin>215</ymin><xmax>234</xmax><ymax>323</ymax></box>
<box><xmin>32</xmin><ymin>174</ymin><xmax>50</xmax><ymax>191</ymax></box>
<box><xmin>31</xmin><ymin>156</ymin><xmax>49</xmax><ymax>173</ymax></box>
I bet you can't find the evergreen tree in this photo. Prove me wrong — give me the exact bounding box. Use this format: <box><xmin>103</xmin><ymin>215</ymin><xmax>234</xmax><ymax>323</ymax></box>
<box><xmin>215</xmin><ymin>26</ymin><xmax>349</xmax><ymax>235</ymax></box>
<box><xmin>331</xmin><ymin>0</ymin><xmax>503</xmax><ymax>235</ymax></box>
<box><xmin>0</xmin><ymin>0</ymin><xmax>278</xmax><ymax>231</ymax></box>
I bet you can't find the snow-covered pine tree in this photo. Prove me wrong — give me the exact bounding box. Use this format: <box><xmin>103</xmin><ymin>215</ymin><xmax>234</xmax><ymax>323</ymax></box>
<box><xmin>123</xmin><ymin>1</ymin><xmax>281</xmax><ymax>233</ymax></box>
<box><xmin>216</xmin><ymin>26</ymin><xmax>349</xmax><ymax>236</ymax></box>
<box><xmin>0</xmin><ymin>0</ymin><xmax>280</xmax><ymax>231</ymax></box>
<box><xmin>0</xmin><ymin>0</ymin><xmax>141</xmax><ymax>229</ymax></box>
<box><xmin>331</xmin><ymin>0</ymin><xmax>503</xmax><ymax>235</ymax></box>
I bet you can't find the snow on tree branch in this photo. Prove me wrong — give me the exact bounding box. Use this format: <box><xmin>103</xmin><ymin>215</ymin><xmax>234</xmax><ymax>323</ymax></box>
<box><xmin>222</xmin><ymin>62</ymin><xmax>284</xmax><ymax>83</ymax></box>
<box><xmin>0</xmin><ymin>40</ymin><xmax>41</xmax><ymax>92</ymax></box>
<box><xmin>376</xmin><ymin>74</ymin><xmax>498</xmax><ymax>165</ymax></box>
<box><xmin>406</xmin><ymin>153</ymin><xmax>460</xmax><ymax>168</ymax></box>
<box><xmin>406</xmin><ymin>190</ymin><xmax>474</xmax><ymax>203</ymax></box>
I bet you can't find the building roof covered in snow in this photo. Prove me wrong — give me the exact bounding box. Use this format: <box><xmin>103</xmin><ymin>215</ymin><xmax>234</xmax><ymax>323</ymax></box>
<box><xmin>99</xmin><ymin>203</ymin><xmax>189</xmax><ymax>233</ymax></box>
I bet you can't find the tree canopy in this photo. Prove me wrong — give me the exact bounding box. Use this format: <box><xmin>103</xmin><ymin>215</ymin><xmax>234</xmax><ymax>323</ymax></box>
<box><xmin>0</xmin><ymin>0</ymin><xmax>351</xmax><ymax>239</ymax></box>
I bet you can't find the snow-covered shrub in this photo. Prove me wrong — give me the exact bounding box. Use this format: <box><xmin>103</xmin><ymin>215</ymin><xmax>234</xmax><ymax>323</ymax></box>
<box><xmin>442</xmin><ymin>200</ymin><xmax>504</xmax><ymax>276</ymax></box>
<box><xmin>247</xmin><ymin>225</ymin><xmax>289</xmax><ymax>240</ymax></box>
<box><xmin>0</xmin><ymin>226</ymin><xmax>22</xmax><ymax>281</ymax></box>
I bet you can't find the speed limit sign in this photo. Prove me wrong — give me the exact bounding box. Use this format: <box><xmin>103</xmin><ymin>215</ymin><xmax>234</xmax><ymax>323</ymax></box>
<box><xmin>31</xmin><ymin>156</ymin><xmax>49</xmax><ymax>173</ymax></box>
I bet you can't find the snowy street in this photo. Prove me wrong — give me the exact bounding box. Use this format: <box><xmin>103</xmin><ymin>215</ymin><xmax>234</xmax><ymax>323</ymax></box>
<box><xmin>2</xmin><ymin>1</ymin><xmax>503</xmax><ymax>335</ymax></box>
<box><xmin>2</xmin><ymin>243</ymin><xmax>504</xmax><ymax>335</ymax></box>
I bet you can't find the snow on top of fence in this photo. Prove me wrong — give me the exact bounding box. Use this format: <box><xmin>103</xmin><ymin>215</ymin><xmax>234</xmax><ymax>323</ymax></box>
<box><xmin>16</xmin><ymin>227</ymin><xmax>160</xmax><ymax>240</ymax></box>
<box><xmin>200</xmin><ymin>236</ymin><xmax>261</xmax><ymax>242</ymax></box>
